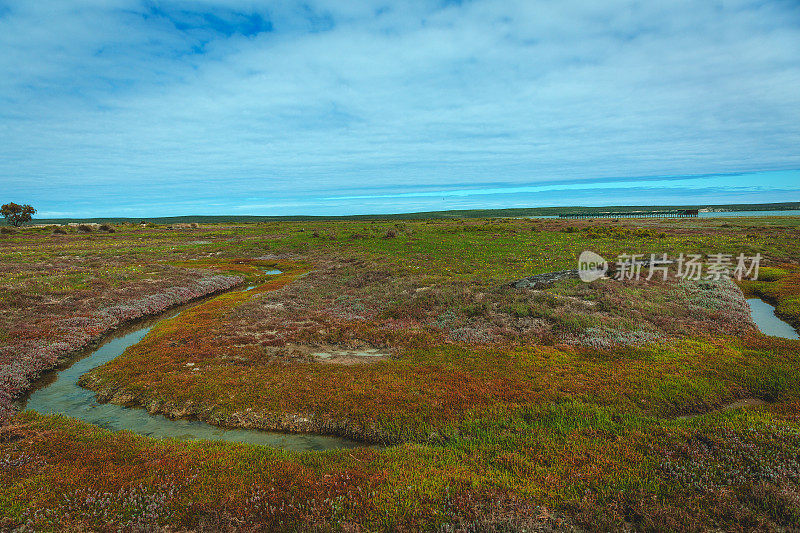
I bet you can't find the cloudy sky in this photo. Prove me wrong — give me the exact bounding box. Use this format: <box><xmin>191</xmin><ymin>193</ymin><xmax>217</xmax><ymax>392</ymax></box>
<box><xmin>2</xmin><ymin>0</ymin><xmax>799</xmax><ymax>217</ymax></box>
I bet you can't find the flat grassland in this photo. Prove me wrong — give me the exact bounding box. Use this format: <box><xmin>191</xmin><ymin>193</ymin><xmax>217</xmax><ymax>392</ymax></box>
<box><xmin>2</xmin><ymin>217</ymin><xmax>800</xmax><ymax>531</ymax></box>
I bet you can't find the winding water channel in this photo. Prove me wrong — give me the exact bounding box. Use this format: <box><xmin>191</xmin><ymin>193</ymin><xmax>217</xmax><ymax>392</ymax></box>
<box><xmin>22</xmin><ymin>271</ymin><xmax>363</xmax><ymax>451</ymax></box>
<box><xmin>19</xmin><ymin>275</ymin><xmax>798</xmax><ymax>450</ymax></box>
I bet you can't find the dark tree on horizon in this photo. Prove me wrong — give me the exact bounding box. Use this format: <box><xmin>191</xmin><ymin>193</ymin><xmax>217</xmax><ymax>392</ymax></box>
<box><xmin>1</xmin><ymin>202</ymin><xmax>36</xmax><ymax>227</ymax></box>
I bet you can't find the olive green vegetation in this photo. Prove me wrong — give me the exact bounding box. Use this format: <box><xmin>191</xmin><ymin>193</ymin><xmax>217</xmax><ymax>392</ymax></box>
<box><xmin>2</xmin><ymin>217</ymin><xmax>800</xmax><ymax>531</ymax></box>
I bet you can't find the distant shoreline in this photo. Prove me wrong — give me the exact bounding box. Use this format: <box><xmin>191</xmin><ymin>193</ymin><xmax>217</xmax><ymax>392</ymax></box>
<box><xmin>21</xmin><ymin>201</ymin><xmax>800</xmax><ymax>225</ymax></box>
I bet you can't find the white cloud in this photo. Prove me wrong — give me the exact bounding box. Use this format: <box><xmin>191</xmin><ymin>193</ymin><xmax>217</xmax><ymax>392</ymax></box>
<box><xmin>1</xmin><ymin>0</ymin><xmax>799</xmax><ymax>216</ymax></box>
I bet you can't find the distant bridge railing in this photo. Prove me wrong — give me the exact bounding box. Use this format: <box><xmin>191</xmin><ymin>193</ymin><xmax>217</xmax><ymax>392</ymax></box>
<box><xmin>558</xmin><ymin>209</ymin><xmax>699</xmax><ymax>219</ymax></box>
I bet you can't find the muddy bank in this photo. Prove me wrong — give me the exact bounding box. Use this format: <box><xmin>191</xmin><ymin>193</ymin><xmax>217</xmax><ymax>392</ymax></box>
<box><xmin>79</xmin><ymin>371</ymin><xmax>401</xmax><ymax>445</ymax></box>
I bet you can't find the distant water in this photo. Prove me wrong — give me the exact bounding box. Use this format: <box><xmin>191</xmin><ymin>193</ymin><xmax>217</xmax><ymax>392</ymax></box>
<box><xmin>527</xmin><ymin>210</ymin><xmax>800</xmax><ymax>219</ymax></box>
<box><xmin>699</xmin><ymin>210</ymin><xmax>800</xmax><ymax>218</ymax></box>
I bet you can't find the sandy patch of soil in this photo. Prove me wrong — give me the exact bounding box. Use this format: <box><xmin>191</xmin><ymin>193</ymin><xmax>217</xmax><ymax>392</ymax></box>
<box><xmin>263</xmin><ymin>343</ymin><xmax>391</xmax><ymax>364</ymax></box>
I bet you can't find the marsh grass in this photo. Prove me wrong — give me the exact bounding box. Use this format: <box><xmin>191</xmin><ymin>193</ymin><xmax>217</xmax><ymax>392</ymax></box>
<box><xmin>2</xmin><ymin>218</ymin><xmax>800</xmax><ymax>530</ymax></box>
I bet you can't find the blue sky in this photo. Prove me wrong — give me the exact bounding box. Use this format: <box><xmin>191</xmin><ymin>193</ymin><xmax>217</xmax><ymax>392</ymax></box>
<box><xmin>1</xmin><ymin>0</ymin><xmax>799</xmax><ymax>217</ymax></box>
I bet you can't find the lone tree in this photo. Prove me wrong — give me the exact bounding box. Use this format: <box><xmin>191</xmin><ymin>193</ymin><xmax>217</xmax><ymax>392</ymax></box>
<box><xmin>1</xmin><ymin>203</ymin><xmax>36</xmax><ymax>227</ymax></box>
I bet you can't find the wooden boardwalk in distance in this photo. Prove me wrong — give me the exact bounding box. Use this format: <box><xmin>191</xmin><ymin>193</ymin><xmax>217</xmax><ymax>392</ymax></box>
<box><xmin>559</xmin><ymin>209</ymin><xmax>699</xmax><ymax>219</ymax></box>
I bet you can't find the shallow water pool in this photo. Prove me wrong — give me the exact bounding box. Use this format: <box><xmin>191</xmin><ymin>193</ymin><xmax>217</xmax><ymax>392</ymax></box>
<box><xmin>747</xmin><ymin>298</ymin><xmax>799</xmax><ymax>340</ymax></box>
